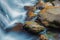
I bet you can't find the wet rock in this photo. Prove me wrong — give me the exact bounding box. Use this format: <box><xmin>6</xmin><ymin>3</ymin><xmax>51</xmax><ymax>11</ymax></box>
<box><xmin>39</xmin><ymin>34</ymin><xmax>48</xmax><ymax>40</ymax></box>
<box><xmin>25</xmin><ymin>11</ymin><xmax>36</xmax><ymax>21</ymax></box>
<box><xmin>24</xmin><ymin>21</ymin><xmax>45</xmax><ymax>34</ymax></box>
<box><xmin>35</xmin><ymin>0</ymin><xmax>45</xmax><ymax>8</ymax></box>
<box><xmin>24</xmin><ymin>6</ymin><xmax>36</xmax><ymax>11</ymax></box>
<box><xmin>12</xmin><ymin>23</ymin><xmax>24</xmax><ymax>32</ymax></box>
<box><xmin>53</xmin><ymin>0</ymin><xmax>60</xmax><ymax>6</ymax></box>
<box><xmin>37</xmin><ymin>7</ymin><xmax>60</xmax><ymax>28</ymax></box>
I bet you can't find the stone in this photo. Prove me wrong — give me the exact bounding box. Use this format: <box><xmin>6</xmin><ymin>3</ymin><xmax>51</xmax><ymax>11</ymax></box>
<box><xmin>24</xmin><ymin>21</ymin><xmax>45</xmax><ymax>33</ymax></box>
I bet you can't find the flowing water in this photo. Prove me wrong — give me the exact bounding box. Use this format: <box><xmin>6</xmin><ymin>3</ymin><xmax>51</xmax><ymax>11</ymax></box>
<box><xmin>0</xmin><ymin>0</ymin><xmax>60</xmax><ymax>40</ymax></box>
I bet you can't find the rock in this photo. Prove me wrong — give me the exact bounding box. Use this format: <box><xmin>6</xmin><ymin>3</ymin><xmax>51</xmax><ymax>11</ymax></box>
<box><xmin>24</xmin><ymin>21</ymin><xmax>45</xmax><ymax>34</ymax></box>
<box><xmin>38</xmin><ymin>7</ymin><xmax>60</xmax><ymax>28</ymax></box>
<box><xmin>24</xmin><ymin>6</ymin><xmax>36</xmax><ymax>11</ymax></box>
<box><xmin>35</xmin><ymin>0</ymin><xmax>45</xmax><ymax>9</ymax></box>
<box><xmin>53</xmin><ymin>0</ymin><xmax>60</xmax><ymax>6</ymax></box>
<box><xmin>12</xmin><ymin>23</ymin><xmax>23</xmax><ymax>32</ymax></box>
<box><xmin>45</xmin><ymin>0</ymin><xmax>55</xmax><ymax>2</ymax></box>
<box><xmin>39</xmin><ymin>34</ymin><xmax>48</xmax><ymax>40</ymax></box>
<box><xmin>25</xmin><ymin>11</ymin><xmax>36</xmax><ymax>21</ymax></box>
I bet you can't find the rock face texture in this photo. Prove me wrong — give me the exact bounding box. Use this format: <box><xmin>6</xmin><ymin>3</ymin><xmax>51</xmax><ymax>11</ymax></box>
<box><xmin>38</xmin><ymin>7</ymin><xmax>60</xmax><ymax>28</ymax></box>
<box><xmin>40</xmin><ymin>7</ymin><xmax>60</xmax><ymax>22</ymax></box>
<box><xmin>12</xmin><ymin>23</ymin><xmax>23</xmax><ymax>31</ymax></box>
<box><xmin>46</xmin><ymin>7</ymin><xmax>60</xmax><ymax>22</ymax></box>
<box><xmin>24</xmin><ymin>21</ymin><xmax>45</xmax><ymax>33</ymax></box>
<box><xmin>53</xmin><ymin>0</ymin><xmax>60</xmax><ymax>6</ymax></box>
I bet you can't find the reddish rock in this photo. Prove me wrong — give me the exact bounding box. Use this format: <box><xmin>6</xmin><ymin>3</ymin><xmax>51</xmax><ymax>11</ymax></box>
<box><xmin>12</xmin><ymin>23</ymin><xmax>23</xmax><ymax>32</ymax></box>
<box><xmin>24</xmin><ymin>6</ymin><xmax>36</xmax><ymax>11</ymax></box>
<box><xmin>39</xmin><ymin>34</ymin><xmax>48</xmax><ymax>40</ymax></box>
